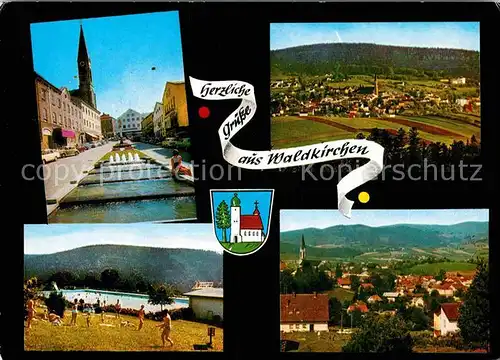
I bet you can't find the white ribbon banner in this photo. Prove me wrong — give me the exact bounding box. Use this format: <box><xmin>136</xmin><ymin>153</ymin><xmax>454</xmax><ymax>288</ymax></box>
<box><xmin>189</xmin><ymin>77</ymin><xmax>385</xmax><ymax>218</ymax></box>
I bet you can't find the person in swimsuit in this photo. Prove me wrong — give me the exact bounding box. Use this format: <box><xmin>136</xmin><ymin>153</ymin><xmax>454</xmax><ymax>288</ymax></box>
<box><xmin>115</xmin><ymin>300</ymin><xmax>121</xmax><ymax>319</ymax></box>
<box><xmin>70</xmin><ymin>299</ymin><xmax>78</xmax><ymax>326</ymax></box>
<box><xmin>48</xmin><ymin>312</ymin><xmax>62</xmax><ymax>326</ymax></box>
<box><xmin>156</xmin><ymin>310</ymin><xmax>174</xmax><ymax>347</ymax></box>
<box><xmin>137</xmin><ymin>305</ymin><xmax>145</xmax><ymax>331</ymax></box>
<box><xmin>26</xmin><ymin>296</ymin><xmax>35</xmax><ymax>329</ymax></box>
<box><xmin>170</xmin><ymin>150</ymin><xmax>182</xmax><ymax>175</ymax></box>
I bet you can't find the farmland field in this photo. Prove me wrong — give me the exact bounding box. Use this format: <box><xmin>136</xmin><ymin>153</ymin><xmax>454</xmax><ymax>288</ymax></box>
<box><xmin>323</xmin><ymin>287</ymin><xmax>355</xmax><ymax>303</ymax></box>
<box><xmin>405</xmin><ymin>262</ymin><xmax>477</xmax><ymax>276</ymax></box>
<box><xmin>271</xmin><ymin>113</ymin><xmax>479</xmax><ymax>149</ymax></box>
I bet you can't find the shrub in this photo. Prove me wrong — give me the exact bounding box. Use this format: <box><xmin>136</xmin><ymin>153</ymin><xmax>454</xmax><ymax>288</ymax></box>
<box><xmin>181</xmin><ymin>307</ymin><xmax>195</xmax><ymax>320</ymax></box>
<box><xmin>45</xmin><ymin>292</ymin><xmax>66</xmax><ymax>318</ymax></box>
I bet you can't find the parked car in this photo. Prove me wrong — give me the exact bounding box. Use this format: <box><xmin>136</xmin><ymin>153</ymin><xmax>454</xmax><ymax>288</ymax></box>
<box><xmin>52</xmin><ymin>149</ymin><xmax>61</xmax><ymax>159</ymax></box>
<box><xmin>90</xmin><ymin>142</ymin><xmax>97</xmax><ymax>148</ymax></box>
<box><xmin>41</xmin><ymin>149</ymin><xmax>58</xmax><ymax>164</ymax></box>
<box><xmin>83</xmin><ymin>143</ymin><xmax>92</xmax><ymax>150</ymax></box>
<box><xmin>77</xmin><ymin>145</ymin><xmax>87</xmax><ymax>152</ymax></box>
<box><xmin>59</xmin><ymin>146</ymin><xmax>80</xmax><ymax>157</ymax></box>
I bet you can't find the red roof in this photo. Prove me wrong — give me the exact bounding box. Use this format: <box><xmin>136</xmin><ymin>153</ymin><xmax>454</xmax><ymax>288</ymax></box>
<box><xmin>280</xmin><ymin>294</ymin><xmax>329</xmax><ymax>323</ymax></box>
<box><xmin>441</xmin><ymin>303</ymin><xmax>460</xmax><ymax>322</ymax></box>
<box><xmin>361</xmin><ymin>283</ymin><xmax>374</xmax><ymax>289</ymax></box>
<box><xmin>280</xmin><ymin>261</ymin><xmax>287</xmax><ymax>271</ymax></box>
<box><xmin>348</xmin><ymin>304</ymin><xmax>369</xmax><ymax>313</ymax></box>
<box><xmin>368</xmin><ymin>295</ymin><xmax>382</xmax><ymax>302</ymax></box>
<box><xmin>337</xmin><ymin>277</ymin><xmax>352</xmax><ymax>285</ymax></box>
<box><xmin>240</xmin><ymin>214</ymin><xmax>263</xmax><ymax>230</ymax></box>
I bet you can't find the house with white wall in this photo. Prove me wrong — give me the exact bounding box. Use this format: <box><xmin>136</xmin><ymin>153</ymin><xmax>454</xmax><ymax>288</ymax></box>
<box><xmin>433</xmin><ymin>303</ymin><xmax>460</xmax><ymax>337</ymax></box>
<box><xmin>183</xmin><ymin>288</ymin><xmax>223</xmax><ymax>321</ymax></box>
<box><xmin>280</xmin><ymin>293</ymin><xmax>329</xmax><ymax>333</ymax></box>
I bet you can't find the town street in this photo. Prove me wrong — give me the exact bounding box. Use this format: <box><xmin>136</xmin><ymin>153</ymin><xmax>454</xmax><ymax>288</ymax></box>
<box><xmin>43</xmin><ymin>143</ymin><xmax>113</xmax><ymax>203</ymax></box>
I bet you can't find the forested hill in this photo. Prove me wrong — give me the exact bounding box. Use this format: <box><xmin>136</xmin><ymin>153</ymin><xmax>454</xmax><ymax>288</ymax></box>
<box><xmin>24</xmin><ymin>245</ymin><xmax>223</xmax><ymax>292</ymax></box>
<box><xmin>280</xmin><ymin>222</ymin><xmax>488</xmax><ymax>248</ymax></box>
<box><xmin>271</xmin><ymin>43</ymin><xmax>480</xmax><ymax>79</ymax></box>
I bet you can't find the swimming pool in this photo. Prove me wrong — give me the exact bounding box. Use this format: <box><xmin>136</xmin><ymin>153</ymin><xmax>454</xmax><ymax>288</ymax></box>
<box><xmin>42</xmin><ymin>289</ymin><xmax>189</xmax><ymax>313</ymax></box>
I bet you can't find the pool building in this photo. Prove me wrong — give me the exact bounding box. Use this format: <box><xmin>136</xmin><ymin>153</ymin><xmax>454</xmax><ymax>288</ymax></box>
<box><xmin>183</xmin><ymin>288</ymin><xmax>223</xmax><ymax>320</ymax></box>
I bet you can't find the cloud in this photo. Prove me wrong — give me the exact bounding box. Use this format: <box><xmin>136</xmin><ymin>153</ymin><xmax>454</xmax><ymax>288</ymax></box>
<box><xmin>335</xmin><ymin>31</ymin><xmax>342</xmax><ymax>42</ymax></box>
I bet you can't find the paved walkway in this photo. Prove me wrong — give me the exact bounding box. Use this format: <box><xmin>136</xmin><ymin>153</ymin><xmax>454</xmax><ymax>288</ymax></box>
<box><xmin>44</xmin><ymin>144</ymin><xmax>113</xmax><ymax>215</ymax></box>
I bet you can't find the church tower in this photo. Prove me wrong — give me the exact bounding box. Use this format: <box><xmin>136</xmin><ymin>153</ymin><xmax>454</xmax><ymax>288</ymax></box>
<box><xmin>299</xmin><ymin>234</ymin><xmax>306</xmax><ymax>263</ymax></box>
<box><xmin>77</xmin><ymin>24</ymin><xmax>97</xmax><ymax>108</ymax></box>
<box><xmin>374</xmin><ymin>74</ymin><xmax>379</xmax><ymax>96</ymax></box>
<box><xmin>230</xmin><ymin>193</ymin><xmax>242</xmax><ymax>243</ymax></box>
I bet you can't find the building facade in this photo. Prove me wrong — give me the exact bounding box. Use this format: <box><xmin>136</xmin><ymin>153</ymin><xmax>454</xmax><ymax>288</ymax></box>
<box><xmin>280</xmin><ymin>293</ymin><xmax>329</xmax><ymax>333</ymax></box>
<box><xmin>229</xmin><ymin>192</ymin><xmax>265</xmax><ymax>243</ymax></box>
<box><xmin>183</xmin><ymin>288</ymin><xmax>223</xmax><ymax>320</ymax></box>
<box><xmin>434</xmin><ymin>303</ymin><xmax>460</xmax><ymax>337</ymax></box>
<box><xmin>35</xmin><ymin>74</ymin><xmax>83</xmax><ymax>149</ymax></box>
<box><xmin>141</xmin><ymin>112</ymin><xmax>154</xmax><ymax>138</ymax></box>
<box><xmin>36</xmin><ymin>23</ymin><xmax>102</xmax><ymax>149</ymax></box>
<box><xmin>100</xmin><ymin>113</ymin><xmax>116</xmax><ymax>138</ymax></box>
<box><xmin>153</xmin><ymin>102</ymin><xmax>164</xmax><ymax>138</ymax></box>
<box><xmin>116</xmin><ymin>109</ymin><xmax>145</xmax><ymax>137</ymax></box>
<box><xmin>161</xmin><ymin>81</ymin><xmax>189</xmax><ymax>137</ymax></box>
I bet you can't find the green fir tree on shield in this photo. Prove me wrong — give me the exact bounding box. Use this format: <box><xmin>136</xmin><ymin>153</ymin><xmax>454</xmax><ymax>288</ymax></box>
<box><xmin>215</xmin><ymin>200</ymin><xmax>230</xmax><ymax>242</ymax></box>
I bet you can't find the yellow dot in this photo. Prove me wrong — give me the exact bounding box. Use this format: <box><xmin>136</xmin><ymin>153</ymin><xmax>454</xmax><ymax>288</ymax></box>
<box><xmin>358</xmin><ymin>192</ymin><xmax>370</xmax><ymax>203</ymax></box>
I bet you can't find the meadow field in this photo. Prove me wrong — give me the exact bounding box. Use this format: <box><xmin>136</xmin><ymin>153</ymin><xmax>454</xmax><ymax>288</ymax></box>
<box><xmin>221</xmin><ymin>242</ymin><xmax>262</xmax><ymax>254</ymax></box>
<box><xmin>271</xmin><ymin>114</ymin><xmax>480</xmax><ymax>149</ymax></box>
<box><xmin>24</xmin><ymin>307</ymin><xmax>223</xmax><ymax>351</ymax></box>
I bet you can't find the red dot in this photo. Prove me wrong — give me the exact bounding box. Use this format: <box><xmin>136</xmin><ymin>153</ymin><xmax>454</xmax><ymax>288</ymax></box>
<box><xmin>198</xmin><ymin>106</ymin><xmax>210</xmax><ymax>119</ymax></box>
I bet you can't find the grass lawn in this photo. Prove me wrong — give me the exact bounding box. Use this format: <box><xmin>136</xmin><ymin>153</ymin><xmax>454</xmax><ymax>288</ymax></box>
<box><xmin>99</xmin><ymin>149</ymin><xmax>149</xmax><ymax>162</ymax></box>
<box><xmin>24</xmin><ymin>308</ymin><xmax>223</xmax><ymax>351</ymax></box>
<box><xmin>220</xmin><ymin>242</ymin><xmax>263</xmax><ymax>254</ymax></box>
<box><xmin>323</xmin><ymin>287</ymin><xmax>355</xmax><ymax>303</ymax></box>
<box><xmin>282</xmin><ymin>327</ymin><xmax>352</xmax><ymax>352</ymax></box>
<box><xmin>406</xmin><ymin>262</ymin><xmax>477</xmax><ymax>276</ymax></box>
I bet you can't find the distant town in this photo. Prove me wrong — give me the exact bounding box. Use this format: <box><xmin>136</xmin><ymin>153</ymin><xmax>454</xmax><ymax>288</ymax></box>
<box><xmin>280</xmin><ymin>233</ymin><xmax>489</xmax><ymax>353</ymax></box>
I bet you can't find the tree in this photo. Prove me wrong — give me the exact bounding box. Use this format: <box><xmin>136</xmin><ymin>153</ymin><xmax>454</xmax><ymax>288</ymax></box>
<box><xmin>350</xmin><ymin>275</ymin><xmax>361</xmax><ymax>293</ymax></box>
<box><xmin>457</xmin><ymin>260</ymin><xmax>489</xmax><ymax>349</ymax></box>
<box><xmin>24</xmin><ymin>277</ymin><xmax>41</xmax><ymax>308</ymax></box>
<box><xmin>335</xmin><ymin>263</ymin><xmax>343</xmax><ymax>279</ymax></box>
<box><xmin>148</xmin><ymin>284</ymin><xmax>176</xmax><ymax>311</ymax></box>
<box><xmin>45</xmin><ymin>291</ymin><xmax>66</xmax><ymax>318</ymax></box>
<box><xmin>404</xmin><ymin>307</ymin><xmax>430</xmax><ymax>331</ymax></box>
<box><xmin>101</xmin><ymin>269</ymin><xmax>121</xmax><ymax>290</ymax></box>
<box><xmin>280</xmin><ymin>269</ymin><xmax>295</xmax><ymax>294</ymax></box>
<box><xmin>47</xmin><ymin>271</ymin><xmax>77</xmax><ymax>289</ymax></box>
<box><xmin>329</xmin><ymin>297</ymin><xmax>343</xmax><ymax>325</ymax></box>
<box><xmin>215</xmin><ymin>200</ymin><xmax>230</xmax><ymax>242</ymax></box>
<box><xmin>343</xmin><ymin>313</ymin><xmax>413</xmax><ymax>353</ymax></box>
<box><xmin>435</xmin><ymin>269</ymin><xmax>446</xmax><ymax>281</ymax></box>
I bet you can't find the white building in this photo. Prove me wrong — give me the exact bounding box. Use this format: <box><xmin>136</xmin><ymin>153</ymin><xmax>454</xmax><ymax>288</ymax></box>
<box><xmin>434</xmin><ymin>303</ymin><xmax>460</xmax><ymax>337</ymax></box>
<box><xmin>383</xmin><ymin>292</ymin><xmax>400</xmax><ymax>303</ymax></box>
<box><xmin>117</xmin><ymin>109</ymin><xmax>145</xmax><ymax>136</ymax></box>
<box><xmin>229</xmin><ymin>192</ymin><xmax>265</xmax><ymax>243</ymax></box>
<box><xmin>183</xmin><ymin>288</ymin><xmax>223</xmax><ymax>320</ymax></box>
<box><xmin>153</xmin><ymin>102</ymin><xmax>164</xmax><ymax>138</ymax></box>
<box><xmin>71</xmin><ymin>97</ymin><xmax>101</xmax><ymax>142</ymax></box>
<box><xmin>280</xmin><ymin>293</ymin><xmax>329</xmax><ymax>333</ymax></box>
<box><xmin>451</xmin><ymin>77</ymin><xmax>466</xmax><ymax>85</ymax></box>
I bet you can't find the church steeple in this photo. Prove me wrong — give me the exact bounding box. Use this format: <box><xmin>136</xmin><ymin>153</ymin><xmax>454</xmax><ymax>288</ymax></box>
<box><xmin>77</xmin><ymin>24</ymin><xmax>97</xmax><ymax>108</ymax></box>
<box><xmin>299</xmin><ymin>234</ymin><xmax>306</xmax><ymax>262</ymax></box>
<box><xmin>253</xmin><ymin>200</ymin><xmax>260</xmax><ymax>215</ymax></box>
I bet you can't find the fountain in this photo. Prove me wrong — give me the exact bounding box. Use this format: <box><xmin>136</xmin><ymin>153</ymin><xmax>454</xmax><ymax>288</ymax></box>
<box><xmin>109</xmin><ymin>155</ymin><xmax>115</xmax><ymax>164</ymax></box>
<box><xmin>134</xmin><ymin>153</ymin><xmax>140</xmax><ymax>162</ymax></box>
<box><xmin>114</xmin><ymin>153</ymin><xmax>120</xmax><ymax>163</ymax></box>
<box><xmin>128</xmin><ymin>152</ymin><xmax>134</xmax><ymax>162</ymax></box>
<box><xmin>121</xmin><ymin>154</ymin><xmax>127</xmax><ymax>163</ymax></box>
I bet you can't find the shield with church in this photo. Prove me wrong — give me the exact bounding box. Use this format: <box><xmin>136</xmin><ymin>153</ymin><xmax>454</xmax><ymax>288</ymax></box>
<box><xmin>210</xmin><ymin>189</ymin><xmax>274</xmax><ymax>256</ymax></box>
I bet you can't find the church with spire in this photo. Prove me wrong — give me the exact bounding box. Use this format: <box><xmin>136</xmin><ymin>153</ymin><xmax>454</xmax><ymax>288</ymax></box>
<box><xmin>70</xmin><ymin>24</ymin><xmax>97</xmax><ymax>108</ymax></box>
<box><xmin>229</xmin><ymin>193</ymin><xmax>265</xmax><ymax>243</ymax></box>
<box><xmin>298</xmin><ymin>234</ymin><xmax>323</xmax><ymax>270</ymax></box>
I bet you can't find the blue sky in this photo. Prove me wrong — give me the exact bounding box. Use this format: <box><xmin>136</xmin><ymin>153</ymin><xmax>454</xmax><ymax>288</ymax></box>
<box><xmin>31</xmin><ymin>11</ymin><xmax>185</xmax><ymax>118</ymax></box>
<box><xmin>24</xmin><ymin>223</ymin><xmax>222</xmax><ymax>255</ymax></box>
<box><xmin>280</xmin><ymin>209</ymin><xmax>488</xmax><ymax>232</ymax></box>
<box><xmin>270</xmin><ymin>22</ymin><xmax>480</xmax><ymax>51</ymax></box>
<box><xmin>211</xmin><ymin>190</ymin><xmax>274</xmax><ymax>241</ymax></box>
